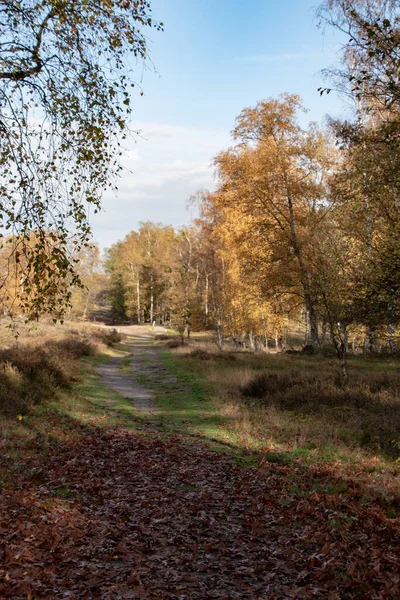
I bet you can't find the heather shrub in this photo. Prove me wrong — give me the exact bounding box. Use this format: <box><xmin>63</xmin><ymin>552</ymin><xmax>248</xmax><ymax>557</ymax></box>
<box><xmin>239</xmin><ymin>368</ymin><xmax>400</xmax><ymax>457</ymax></box>
<box><xmin>190</xmin><ymin>348</ymin><xmax>212</xmax><ymax>360</ymax></box>
<box><xmin>167</xmin><ymin>339</ymin><xmax>184</xmax><ymax>348</ymax></box>
<box><xmin>47</xmin><ymin>338</ymin><xmax>94</xmax><ymax>359</ymax></box>
<box><xmin>241</xmin><ymin>372</ymin><xmax>292</xmax><ymax>398</ymax></box>
<box><xmin>0</xmin><ymin>336</ymin><xmax>96</xmax><ymax>415</ymax></box>
<box><xmin>189</xmin><ymin>348</ymin><xmax>237</xmax><ymax>362</ymax></box>
<box><xmin>89</xmin><ymin>327</ymin><xmax>122</xmax><ymax>347</ymax></box>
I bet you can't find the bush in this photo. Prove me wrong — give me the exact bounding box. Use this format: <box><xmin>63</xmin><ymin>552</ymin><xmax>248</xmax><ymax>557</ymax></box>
<box><xmin>189</xmin><ymin>348</ymin><xmax>237</xmax><ymax>362</ymax></box>
<box><xmin>190</xmin><ymin>349</ymin><xmax>211</xmax><ymax>360</ymax></box>
<box><xmin>241</xmin><ymin>372</ymin><xmax>292</xmax><ymax>398</ymax></box>
<box><xmin>47</xmin><ymin>338</ymin><xmax>94</xmax><ymax>359</ymax></box>
<box><xmin>0</xmin><ymin>336</ymin><xmax>96</xmax><ymax>415</ymax></box>
<box><xmin>240</xmin><ymin>367</ymin><xmax>400</xmax><ymax>457</ymax></box>
<box><xmin>89</xmin><ymin>327</ymin><xmax>122</xmax><ymax>347</ymax></box>
<box><xmin>167</xmin><ymin>339</ymin><xmax>184</xmax><ymax>348</ymax></box>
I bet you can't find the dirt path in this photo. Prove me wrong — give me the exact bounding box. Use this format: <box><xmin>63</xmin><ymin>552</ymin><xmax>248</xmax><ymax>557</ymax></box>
<box><xmin>96</xmin><ymin>356</ymin><xmax>158</xmax><ymax>412</ymax></box>
<box><xmin>95</xmin><ymin>325</ymin><xmax>165</xmax><ymax>412</ymax></box>
<box><xmin>95</xmin><ymin>325</ymin><xmax>188</xmax><ymax>413</ymax></box>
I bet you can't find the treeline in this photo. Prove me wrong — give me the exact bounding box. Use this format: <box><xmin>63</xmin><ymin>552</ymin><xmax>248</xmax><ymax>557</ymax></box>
<box><xmin>0</xmin><ymin>237</ymin><xmax>107</xmax><ymax>322</ymax></box>
<box><xmin>104</xmin><ymin>218</ymin><xmax>300</xmax><ymax>349</ymax></box>
<box><xmin>99</xmin><ymin>2</ymin><xmax>400</xmax><ymax>355</ymax></box>
<box><xmin>104</xmin><ymin>222</ymin><xmax>213</xmax><ymax>337</ymax></box>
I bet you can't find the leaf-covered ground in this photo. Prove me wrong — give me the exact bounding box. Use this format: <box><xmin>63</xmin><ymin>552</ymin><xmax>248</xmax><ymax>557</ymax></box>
<box><xmin>1</xmin><ymin>424</ymin><xmax>399</xmax><ymax>599</ymax></box>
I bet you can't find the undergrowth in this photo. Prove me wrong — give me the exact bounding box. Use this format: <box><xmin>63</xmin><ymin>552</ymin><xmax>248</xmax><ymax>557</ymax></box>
<box><xmin>167</xmin><ymin>343</ymin><xmax>400</xmax><ymax>509</ymax></box>
<box><xmin>0</xmin><ymin>323</ymin><xmax>122</xmax><ymax>416</ymax></box>
<box><xmin>174</xmin><ymin>346</ymin><xmax>400</xmax><ymax>459</ymax></box>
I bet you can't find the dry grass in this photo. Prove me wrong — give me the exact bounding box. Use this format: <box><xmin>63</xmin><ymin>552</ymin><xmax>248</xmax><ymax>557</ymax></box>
<box><xmin>164</xmin><ymin>344</ymin><xmax>400</xmax><ymax>508</ymax></box>
<box><xmin>0</xmin><ymin>320</ymin><xmax>122</xmax><ymax>416</ymax></box>
<box><xmin>0</xmin><ymin>338</ymin><xmax>94</xmax><ymax>415</ymax></box>
<box><xmin>0</xmin><ymin>318</ymin><xmax>123</xmax><ymax>348</ymax></box>
<box><xmin>171</xmin><ymin>345</ymin><xmax>400</xmax><ymax>460</ymax></box>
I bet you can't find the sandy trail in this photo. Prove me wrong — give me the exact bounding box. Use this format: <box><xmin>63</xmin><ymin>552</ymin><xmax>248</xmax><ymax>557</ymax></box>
<box><xmin>95</xmin><ymin>325</ymin><xmax>170</xmax><ymax>412</ymax></box>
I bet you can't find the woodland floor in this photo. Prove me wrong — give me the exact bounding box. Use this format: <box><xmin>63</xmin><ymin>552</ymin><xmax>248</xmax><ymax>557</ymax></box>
<box><xmin>1</xmin><ymin>327</ymin><xmax>400</xmax><ymax>599</ymax></box>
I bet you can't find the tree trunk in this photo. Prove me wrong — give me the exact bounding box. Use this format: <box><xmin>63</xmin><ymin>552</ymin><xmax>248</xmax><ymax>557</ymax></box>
<box><xmin>304</xmin><ymin>308</ymin><xmax>309</xmax><ymax>346</ymax></box>
<box><xmin>82</xmin><ymin>292</ymin><xmax>90</xmax><ymax>321</ymax></box>
<box><xmin>327</xmin><ymin>320</ymin><xmax>349</xmax><ymax>387</ymax></box>
<box><xmin>343</xmin><ymin>325</ymin><xmax>349</xmax><ymax>353</ymax></box>
<box><xmin>275</xmin><ymin>333</ymin><xmax>279</xmax><ymax>352</ymax></box>
<box><xmin>321</xmin><ymin>318</ymin><xmax>327</xmax><ymax>342</ymax></box>
<box><xmin>136</xmin><ymin>275</ymin><xmax>141</xmax><ymax>324</ymax></box>
<box><xmin>306</xmin><ymin>301</ymin><xmax>319</xmax><ymax>348</ymax></box>
<box><xmin>337</xmin><ymin>343</ymin><xmax>348</xmax><ymax>387</ymax></box>
<box><xmin>367</xmin><ymin>327</ymin><xmax>375</xmax><ymax>354</ymax></box>
<box><xmin>283</xmin><ymin>173</ymin><xmax>319</xmax><ymax>348</ymax></box>
<box><xmin>249</xmin><ymin>331</ymin><xmax>255</xmax><ymax>352</ymax></box>
<box><xmin>263</xmin><ymin>319</ymin><xmax>269</xmax><ymax>353</ymax></box>
<box><xmin>205</xmin><ymin>273</ymin><xmax>209</xmax><ymax>328</ymax></box>
<box><xmin>280</xmin><ymin>334</ymin><xmax>286</xmax><ymax>352</ymax></box>
<box><xmin>150</xmin><ymin>276</ymin><xmax>154</xmax><ymax>324</ymax></box>
<box><xmin>217</xmin><ymin>320</ymin><xmax>223</xmax><ymax>351</ymax></box>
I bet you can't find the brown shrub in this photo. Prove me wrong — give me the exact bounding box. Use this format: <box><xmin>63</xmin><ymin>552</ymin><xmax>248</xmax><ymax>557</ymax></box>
<box><xmin>239</xmin><ymin>367</ymin><xmax>400</xmax><ymax>457</ymax></box>
<box><xmin>189</xmin><ymin>348</ymin><xmax>237</xmax><ymax>362</ymax></box>
<box><xmin>89</xmin><ymin>327</ymin><xmax>122</xmax><ymax>347</ymax></box>
<box><xmin>47</xmin><ymin>338</ymin><xmax>94</xmax><ymax>359</ymax></box>
<box><xmin>241</xmin><ymin>372</ymin><xmax>292</xmax><ymax>398</ymax></box>
<box><xmin>0</xmin><ymin>336</ymin><xmax>96</xmax><ymax>416</ymax></box>
<box><xmin>190</xmin><ymin>348</ymin><xmax>212</xmax><ymax>360</ymax></box>
<box><xmin>167</xmin><ymin>340</ymin><xmax>184</xmax><ymax>348</ymax></box>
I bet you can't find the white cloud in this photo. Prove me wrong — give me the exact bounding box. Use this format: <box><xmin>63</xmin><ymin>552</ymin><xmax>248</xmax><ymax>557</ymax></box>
<box><xmin>132</xmin><ymin>121</ymin><xmax>229</xmax><ymax>154</ymax></box>
<box><xmin>91</xmin><ymin>121</ymin><xmax>228</xmax><ymax>249</ymax></box>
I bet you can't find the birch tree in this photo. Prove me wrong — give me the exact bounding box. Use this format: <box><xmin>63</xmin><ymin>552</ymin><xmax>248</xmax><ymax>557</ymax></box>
<box><xmin>212</xmin><ymin>94</ymin><xmax>332</xmax><ymax>347</ymax></box>
<box><xmin>0</xmin><ymin>0</ymin><xmax>162</xmax><ymax>319</ymax></box>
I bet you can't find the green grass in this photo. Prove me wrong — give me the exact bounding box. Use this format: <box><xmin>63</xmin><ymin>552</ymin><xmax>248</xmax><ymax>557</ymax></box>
<box><xmin>138</xmin><ymin>350</ymin><xmax>231</xmax><ymax>440</ymax></box>
<box><xmin>116</xmin><ymin>347</ymin><xmax>260</xmax><ymax>463</ymax></box>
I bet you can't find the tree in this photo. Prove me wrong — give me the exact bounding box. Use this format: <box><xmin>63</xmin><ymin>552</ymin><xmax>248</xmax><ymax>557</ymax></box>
<box><xmin>105</xmin><ymin>223</ymin><xmax>181</xmax><ymax>325</ymax></box>
<box><xmin>212</xmin><ymin>94</ymin><xmax>332</xmax><ymax>347</ymax></box>
<box><xmin>105</xmin><ymin>241</ymin><xmax>128</xmax><ymax>323</ymax></box>
<box><xmin>0</xmin><ymin>0</ymin><xmax>162</xmax><ymax>320</ymax></box>
<box><xmin>319</xmin><ymin>1</ymin><xmax>400</xmax><ymax>345</ymax></box>
<box><xmin>328</xmin><ymin>120</ymin><xmax>400</xmax><ymax>332</ymax></box>
<box><xmin>69</xmin><ymin>243</ymin><xmax>105</xmax><ymax>321</ymax></box>
<box><xmin>317</xmin><ymin>0</ymin><xmax>400</xmax><ymax>114</ymax></box>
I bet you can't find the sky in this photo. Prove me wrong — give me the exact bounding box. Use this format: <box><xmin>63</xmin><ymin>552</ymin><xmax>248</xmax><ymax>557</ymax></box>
<box><xmin>91</xmin><ymin>0</ymin><xmax>348</xmax><ymax>250</ymax></box>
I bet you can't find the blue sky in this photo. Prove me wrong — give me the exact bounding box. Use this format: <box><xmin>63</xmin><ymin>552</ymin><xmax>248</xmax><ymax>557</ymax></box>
<box><xmin>92</xmin><ymin>0</ymin><xmax>348</xmax><ymax>249</ymax></box>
